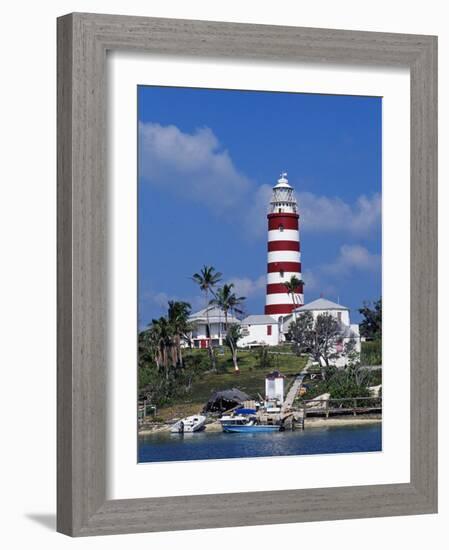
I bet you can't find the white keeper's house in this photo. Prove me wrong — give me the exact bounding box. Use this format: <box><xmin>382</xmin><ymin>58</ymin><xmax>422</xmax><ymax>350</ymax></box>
<box><xmin>187</xmin><ymin>309</ymin><xmax>279</xmax><ymax>349</ymax></box>
<box><xmin>188</xmin><ymin>298</ymin><xmax>360</xmax><ymax>366</ymax></box>
<box><xmin>239</xmin><ymin>315</ymin><xmax>279</xmax><ymax>348</ymax></box>
<box><xmin>188</xmin><ymin>306</ymin><xmax>240</xmax><ymax>348</ymax></box>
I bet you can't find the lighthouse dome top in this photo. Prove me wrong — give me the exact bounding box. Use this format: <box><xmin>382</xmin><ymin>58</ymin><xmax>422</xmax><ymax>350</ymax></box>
<box><xmin>269</xmin><ymin>171</ymin><xmax>297</xmax><ymax>214</ymax></box>
<box><xmin>273</xmin><ymin>172</ymin><xmax>292</xmax><ymax>189</ymax></box>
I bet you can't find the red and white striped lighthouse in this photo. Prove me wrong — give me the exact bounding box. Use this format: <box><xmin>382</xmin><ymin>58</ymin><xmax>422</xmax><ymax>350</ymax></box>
<box><xmin>264</xmin><ymin>172</ymin><xmax>304</xmax><ymax>319</ymax></box>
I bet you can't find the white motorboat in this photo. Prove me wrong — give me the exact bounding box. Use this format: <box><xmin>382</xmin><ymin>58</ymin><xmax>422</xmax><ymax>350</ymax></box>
<box><xmin>170</xmin><ymin>415</ymin><xmax>206</xmax><ymax>434</ymax></box>
<box><xmin>219</xmin><ymin>413</ymin><xmax>283</xmax><ymax>433</ymax></box>
<box><xmin>219</xmin><ymin>413</ymin><xmax>256</xmax><ymax>430</ymax></box>
<box><xmin>222</xmin><ymin>423</ymin><xmax>281</xmax><ymax>433</ymax></box>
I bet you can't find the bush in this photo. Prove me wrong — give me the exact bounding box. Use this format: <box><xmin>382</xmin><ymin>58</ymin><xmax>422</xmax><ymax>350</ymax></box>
<box><xmin>299</xmin><ymin>366</ymin><xmax>373</xmax><ymax>401</ymax></box>
<box><xmin>138</xmin><ymin>347</ymin><xmax>218</xmax><ymax>406</ymax></box>
<box><xmin>139</xmin><ymin>365</ymin><xmax>155</xmax><ymax>390</ymax></box>
<box><xmin>325</xmin><ymin>372</ymin><xmax>371</xmax><ymax>399</ymax></box>
<box><xmin>365</xmin><ymin>369</ymin><xmax>382</xmax><ymax>386</ymax></box>
<box><xmin>361</xmin><ymin>340</ymin><xmax>382</xmax><ymax>365</ymax></box>
<box><xmin>256</xmin><ymin>346</ymin><xmax>273</xmax><ymax>369</ymax></box>
<box><xmin>183</xmin><ymin>352</ymin><xmax>210</xmax><ymax>373</ymax></box>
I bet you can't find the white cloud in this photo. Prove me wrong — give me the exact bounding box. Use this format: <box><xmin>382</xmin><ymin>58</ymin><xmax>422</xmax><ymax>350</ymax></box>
<box><xmin>227</xmin><ymin>275</ymin><xmax>266</xmax><ymax>298</ymax></box>
<box><xmin>300</xmin><ymin>246</ymin><xmax>379</xmax><ymax>304</ymax></box>
<box><xmin>302</xmin><ymin>269</ymin><xmax>337</xmax><ymax>298</ymax></box>
<box><xmin>245</xmin><ymin>188</ymin><xmax>381</xmax><ymax>240</ymax></box>
<box><xmin>139</xmin><ymin>122</ymin><xmax>251</xmax><ymax>213</ymax></box>
<box><xmin>301</xmin><ymin>270</ymin><xmax>319</xmax><ymax>292</ymax></box>
<box><xmin>140</xmin><ymin>288</ymin><xmax>205</xmax><ymax>319</ymax></box>
<box><xmin>323</xmin><ymin>244</ymin><xmax>381</xmax><ymax>276</ymax></box>
<box><xmin>245</xmin><ymin>184</ymin><xmax>272</xmax><ymax>240</ymax></box>
<box><xmin>141</xmin><ymin>289</ymin><xmax>171</xmax><ymax>311</ymax></box>
<box><xmin>299</xmin><ymin>192</ymin><xmax>381</xmax><ymax>235</ymax></box>
<box><xmin>140</xmin><ymin>122</ymin><xmax>381</xmax><ymax>239</ymax></box>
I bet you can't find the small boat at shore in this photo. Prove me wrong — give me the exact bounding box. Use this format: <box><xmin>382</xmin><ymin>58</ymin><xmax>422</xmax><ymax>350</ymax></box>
<box><xmin>219</xmin><ymin>409</ymin><xmax>282</xmax><ymax>433</ymax></box>
<box><xmin>219</xmin><ymin>413</ymin><xmax>256</xmax><ymax>430</ymax></box>
<box><xmin>222</xmin><ymin>423</ymin><xmax>281</xmax><ymax>433</ymax></box>
<box><xmin>170</xmin><ymin>415</ymin><xmax>206</xmax><ymax>434</ymax></box>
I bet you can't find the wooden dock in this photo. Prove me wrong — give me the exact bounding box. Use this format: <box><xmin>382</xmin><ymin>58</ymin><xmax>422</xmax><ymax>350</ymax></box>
<box><xmin>301</xmin><ymin>396</ymin><xmax>382</xmax><ymax>420</ymax></box>
<box><xmin>278</xmin><ymin>395</ymin><xmax>382</xmax><ymax>430</ymax></box>
<box><xmin>282</xmin><ymin>375</ymin><xmax>304</xmax><ymax>412</ymax></box>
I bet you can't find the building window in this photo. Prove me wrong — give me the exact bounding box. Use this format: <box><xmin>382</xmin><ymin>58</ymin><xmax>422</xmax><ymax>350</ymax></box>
<box><xmin>267</xmin><ymin>325</ymin><xmax>272</xmax><ymax>336</ymax></box>
<box><xmin>279</xmin><ymin>224</ymin><xmax>284</xmax><ymax>232</ymax></box>
<box><xmin>280</xmin><ymin>270</ymin><xmax>284</xmax><ymax>278</ymax></box>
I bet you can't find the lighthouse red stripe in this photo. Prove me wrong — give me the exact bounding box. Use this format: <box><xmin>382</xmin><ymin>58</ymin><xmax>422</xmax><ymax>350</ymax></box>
<box><xmin>268</xmin><ymin>240</ymin><xmax>300</xmax><ymax>252</ymax></box>
<box><xmin>268</xmin><ymin>216</ymin><xmax>298</xmax><ymax>231</ymax></box>
<box><xmin>265</xmin><ymin>304</ymin><xmax>303</xmax><ymax>315</ymax></box>
<box><xmin>267</xmin><ymin>261</ymin><xmax>301</xmax><ymax>273</ymax></box>
<box><xmin>267</xmin><ymin>212</ymin><xmax>299</xmax><ymax>219</ymax></box>
<box><xmin>266</xmin><ymin>283</ymin><xmax>304</xmax><ymax>295</ymax></box>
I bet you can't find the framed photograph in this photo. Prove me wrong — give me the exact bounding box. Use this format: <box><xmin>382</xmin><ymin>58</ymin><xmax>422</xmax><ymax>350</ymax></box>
<box><xmin>57</xmin><ymin>13</ymin><xmax>437</xmax><ymax>536</ymax></box>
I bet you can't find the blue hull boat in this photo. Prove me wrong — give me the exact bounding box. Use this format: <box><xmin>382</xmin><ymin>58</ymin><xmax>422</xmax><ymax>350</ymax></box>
<box><xmin>222</xmin><ymin>424</ymin><xmax>281</xmax><ymax>433</ymax></box>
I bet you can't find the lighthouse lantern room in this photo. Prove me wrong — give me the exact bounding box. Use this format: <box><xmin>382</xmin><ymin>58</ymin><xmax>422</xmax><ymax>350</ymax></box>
<box><xmin>264</xmin><ymin>172</ymin><xmax>303</xmax><ymax>319</ymax></box>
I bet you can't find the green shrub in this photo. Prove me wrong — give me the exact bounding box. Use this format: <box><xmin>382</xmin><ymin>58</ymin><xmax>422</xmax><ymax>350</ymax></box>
<box><xmin>361</xmin><ymin>340</ymin><xmax>382</xmax><ymax>365</ymax></box>
<box><xmin>300</xmin><ymin>366</ymin><xmax>373</xmax><ymax>401</ymax></box>
<box><xmin>365</xmin><ymin>369</ymin><xmax>382</xmax><ymax>386</ymax></box>
<box><xmin>138</xmin><ymin>365</ymin><xmax>155</xmax><ymax>389</ymax></box>
<box><xmin>256</xmin><ymin>346</ymin><xmax>273</xmax><ymax>369</ymax></box>
<box><xmin>183</xmin><ymin>352</ymin><xmax>210</xmax><ymax>373</ymax></box>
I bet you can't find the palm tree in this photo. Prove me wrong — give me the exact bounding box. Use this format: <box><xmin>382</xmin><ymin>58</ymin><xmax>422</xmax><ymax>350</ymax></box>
<box><xmin>167</xmin><ymin>300</ymin><xmax>191</xmax><ymax>366</ymax></box>
<box><xmin>210</xmin><ymin>284</ymin><xmax>246</xmax><ymax>373</ymax></box>
<box><xmin>284</xmin><ymin>275</ymin><xmax>304</xmax><ymax>318</ymax></box>
<box><xmin>209</xmin><ymin>283</ymin><xmax>246</xmax><ymax>331</ymax></box>
<box><xmin>192</xmin><ymin>265</ymin><xmax>222</xmax><ymax>369</ymax></box>
<box><xmin>143</xmin><ymin>320</ymin><xmax>162</xmax><ymax>370</ymax></box>
<box><xmin>149</xmin><ymin>316</ymin><xmax>173</xmax><ymax>379</ymax></box>
<box><xmin>138</xmin><ymin>328</ymin><xmax>158</xmax><ymax>369</ymax></box>
<box><xmin>227</xmin><ymin>289</ymin><xmax>246</xmax><ymax>322</ymax></box>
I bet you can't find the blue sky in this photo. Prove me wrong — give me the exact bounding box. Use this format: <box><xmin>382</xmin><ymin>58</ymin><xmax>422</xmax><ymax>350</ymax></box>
<box><xmin>138</xmin><ymin>86</ymin><xmax>381</xmax><ymax>328</ymax></box>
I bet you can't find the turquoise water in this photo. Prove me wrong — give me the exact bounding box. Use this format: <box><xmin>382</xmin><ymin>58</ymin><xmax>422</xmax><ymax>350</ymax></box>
<box><xmin>138</xmin><ymin>423</ymin><xmax>382</xmax><ymax>463</ymax></box>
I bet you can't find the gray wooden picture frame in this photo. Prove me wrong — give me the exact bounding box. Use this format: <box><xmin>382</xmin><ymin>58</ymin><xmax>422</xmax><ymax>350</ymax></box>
<box><xmin>57</xmin><ymin>12</ymin><xmax>438</xmax><ymax>537</ymax></box>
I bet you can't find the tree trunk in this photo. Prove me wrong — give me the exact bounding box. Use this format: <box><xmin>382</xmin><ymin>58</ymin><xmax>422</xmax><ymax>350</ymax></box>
<box><xmin>228</xmin><ymin>337</ymin><xmax>239</xmax><ymax>372</ymax></box>
<box><xmin>171</xmin><ymin>344</ymin><xmax>177</xmax><ymax>368</ymax></box>
<box><xmin>232</xmin><ymin>348</ymin><xmax>239</xmax><ymax>373</ymax></box>
<box><xmin>178</xmin><ymin>336</ymin><xmax>183</xmax><ymax>366</ymax></box>
<box><xmin>163</xmin><ymin>348</ymin><xmax>169</xmax><ymax>381</ymax></box>
<box><xmin>320</xmin><ymin>355</ymin><xmax>330</xmax><ymax>380</ymax></box>
<box><xmin>205</xmin><ymin>289</ymin><xmax>216</xmax><ymax>371</ymax></box>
